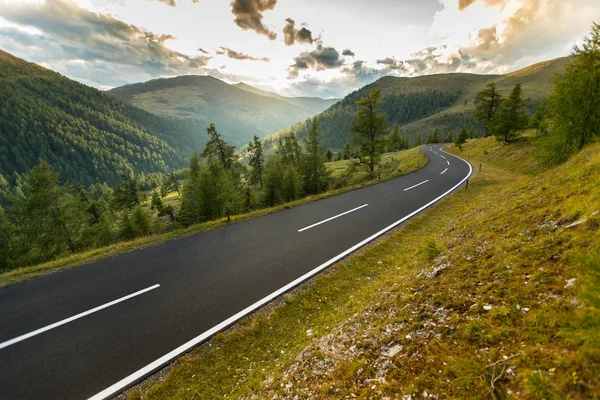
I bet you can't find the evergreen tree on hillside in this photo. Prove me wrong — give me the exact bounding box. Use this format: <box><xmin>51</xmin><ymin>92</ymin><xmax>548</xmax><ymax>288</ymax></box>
<box><xmin>302</xmin><ymin>117</ymin><xmax>329</xmax><ymax>195</ymax></box>
<box><xmin>202</xmin><ymin>123</ymin><xmax>236</xmax><ymax>170</ymax></box>
<box><xmin>387</xmin><ymin>123</ymin><xmax>406</xmax><ymax>151</ymax></box>
<box><xmin>474</xmin><ymin>83</ymin><xmax>503</xmax><ymax>137</ymax></box>
<box><xmin>426</xmin><ymin>128</ymin><xmax>441</xmax><ymax>144</ymax></box>
<box><xmin>455</xmin><ymin>128</ymin><xmax>469</xmax><ymax>150</ymax></box>
<box><xmin>350</xmin><ymin>88</ymin><xmax>388</xmax><ymax>176</ymax></box>
<box><xmin>113</xmin><ymin>174</ymin><xmax>143</xmax><ymax>210</ymax></box>
<box><xmin>247</xmin><ymin>135</ymin><xmax>264</xmax><ymax>188</ymax></box>
<box><xmin>547</xmin><ymin>22</ymin><xmax>600</xmax><ymax>153</ymax></box>
<box><xmin>491</xmin><ymin>84</ymin><xmax>529</xmax><ymax>142</ymax></box>
<box><xmin>161</xmin><ymin>173</ymin><xmax>180</xmax><ymax>197</ymax></box>
<box><xmin>443</xmin><ymin>131</ymin><xmax>454</xmax><ymax>143</ymax></box>
<box><xmin>15</xmin><ymin>161</ymin><xmax>77</xmax><ymax>260</ymax></box>
<box><xmin>415</xmin><ymin>133</ymin><xmax>423</xmax><ymax>146</ymax></box>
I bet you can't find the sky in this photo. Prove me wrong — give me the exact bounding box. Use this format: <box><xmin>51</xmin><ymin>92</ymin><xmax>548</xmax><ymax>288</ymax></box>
<box><xmin>0</xmin><ymin>0</ymin><xmax>598</xmax><ymax>98</ymax></box>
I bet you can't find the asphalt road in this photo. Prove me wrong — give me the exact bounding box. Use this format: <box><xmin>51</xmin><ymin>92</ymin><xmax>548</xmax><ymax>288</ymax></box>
<box><xmin>0</xmin><ymin>145</ymin><xmax>471</xmax><ymax>399</ymax></box>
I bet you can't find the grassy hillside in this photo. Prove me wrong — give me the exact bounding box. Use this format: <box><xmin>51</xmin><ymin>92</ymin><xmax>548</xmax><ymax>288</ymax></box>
<box><xmin>234</xmin><ymin>82</ymin><xmax>339</xmax><ymax>115</ymax></box>
<box><xmin>264</xmin><ymin>57</ymin><xmax>568</xmax><ymax>151</ymax></box>
<box><xmin>0</xmin><ymin>50</ymin><xmax>205</xmax><ymax>186</ymax></box>
<box><xmin>108</xmin><ymin>77</ymin><xmax>335</xmax><ymax>147</ymax></box>
<box><xmin>126</xmin><ymin>136</ymin><xmax>599</xmax><ymax>399</ymax></box>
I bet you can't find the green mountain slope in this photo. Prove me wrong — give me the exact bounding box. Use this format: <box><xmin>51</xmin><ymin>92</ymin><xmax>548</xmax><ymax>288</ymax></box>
<box><xmin>233</xmin><ymin>82</ymin><xmax>339</xmax><ymax>115</ymax></box>
<box><xmin>108</xmin><ymin>77</ymin><xmax>336</xmax><ymax>147</ymax></box>
<box><xmin>264</xmin><ymin>57</ymin><xmax>568</xmax><ymax>150</ymax></box>
<box><xmin>0</xmin><ymin>50</ymin><xmax>204</xmax><ymax>186</ymax></box>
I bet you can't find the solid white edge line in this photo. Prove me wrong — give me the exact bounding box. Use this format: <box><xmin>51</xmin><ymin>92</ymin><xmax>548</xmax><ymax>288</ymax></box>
<box><xmin>0</xmin><ymin>284</ymin><xmax>161</xmax><ymax>351</ymax></box>
<box><xmin>441</xmin><ymin>168</ymin><xmax>448</xmax><ymax>175</ymax></box>
<box><xmin>88</xmin><ymin>149</ymin><xmax>472</xmax><ymax>400</ymax></box>
<box><xmin>403</xmin><ymin>179</ymin><xmax>429</xmax><ymax>192</ymax></box>
<box><xmin>298</xmin><ymin>204</ymin><xmax>368</xmax><ymax>232</ymax></box>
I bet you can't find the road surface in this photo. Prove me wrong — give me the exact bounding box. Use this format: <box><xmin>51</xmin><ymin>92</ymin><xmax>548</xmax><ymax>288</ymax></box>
<box><xmin>0</xmin><ymin>145</ymin><xmax>471</xmax><ymax>399</ymax></box>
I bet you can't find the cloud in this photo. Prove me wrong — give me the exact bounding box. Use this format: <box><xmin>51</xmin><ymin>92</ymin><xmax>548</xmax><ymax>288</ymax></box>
<box><xmin>457</xmin><ymin>0</ymin><xmax>505</xmax><ymax>11</ymax></box>
<box><xmin>342</xmin><ymin>49</ymin><xmax>355</xmax><ymax>57</ymax></box>
<box><xmin>0</xmin><ymin>0</ymin><xmax>211</xmax><ymax>86</ymax></box>
<box><xmin>282</xmin><ymin>18</ymin><xmax>314</xmax><ymax>46</ymax></box>
<box><xmin>198</xmin><ymin>47</ymin><xmax>209</xmax><ymax>54</ymax></box>
<box><xmin>219</xmin><ymin>46</ymin><xmax>269</xmax><ymax>61</ymax></box>
<box><xmin>288</xmin><ymin>43</ymin><xmax>344</xmax><ymax>77</ymax></box>
<box><xmin>147</xmin><ymin>0</ymin><xmax>201</xmax><ymax>6</ymax></box>
<box><xmin>376</xmin><ymin>57</ymin><xmax>406</xmax><ymax>71</ymax></box>
<box><xmin>230</xmin><ymin>0</ymin><xmax>278</xmax><ymax>40</ymax></box>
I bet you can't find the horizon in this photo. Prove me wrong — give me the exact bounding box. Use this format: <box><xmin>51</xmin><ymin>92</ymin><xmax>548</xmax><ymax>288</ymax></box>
<box><xmin>0</xmin><ymin>0</ymin><xmax>596</xmax><ymax>98</ymax></box>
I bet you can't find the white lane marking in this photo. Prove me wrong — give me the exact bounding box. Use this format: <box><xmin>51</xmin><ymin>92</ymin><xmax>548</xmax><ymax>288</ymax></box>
<box><xmin>447</xmin><ymin>160</ymin><xmax>450</xmax><ymax>166</ymax></box>
<box><xmin>441</xmin><ymin>155</ymin><xmax>446</xmax><ymax>159</ymax></box>
<box><xmin>298</xmin><ymin>204</ymin><xmax>368</xmax><ymax>232</ymax></box>
<box><xmin>88</xmin><ymin>151</ymin><xmax>473</xmax><ymax>400</ymax></box>
<box><xmin>403</xmin><ymin>180</ymin><xmax>429</xmax><ymax>192</ymax></box>
<box><xmin>0</xmin><ymin>284</ymin><xmax>160</xmax><ymax>351</ymax></box>
<box><xmin>441</xmin><ymin>168</ymin><xmax>448</xmax><ymax>175</ymax></box>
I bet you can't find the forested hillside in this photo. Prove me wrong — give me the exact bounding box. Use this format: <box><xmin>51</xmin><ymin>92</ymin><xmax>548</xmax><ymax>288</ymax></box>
<box><xmin>108</xmin><ymin>77</ymin><xmax>336</xmax><ymax>147</ymax></box>
<box><xmin>233</xmin><ymin>82</ymin><xmax>338</xmax><ymax>115</ymax></box>
<box><xmin>0</xmin><ymin>50</ymin><xmax>206</xmax><ymax>186</ymax></box>
<box><xmin>265</xmin><ymin>57</ymin><xmax>569</xmax><ymax>150</ymax></box>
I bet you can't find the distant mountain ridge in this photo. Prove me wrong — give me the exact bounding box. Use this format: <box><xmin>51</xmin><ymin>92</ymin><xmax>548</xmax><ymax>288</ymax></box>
<box><xmin>264</xmin><ymin>57</ymin><xmax>569</xmax><ymax>150</ymax></box>
<box><xmin>108</xmin><ymin>77</ymin><xmax>338</xmax><ymax>147</ymax></box>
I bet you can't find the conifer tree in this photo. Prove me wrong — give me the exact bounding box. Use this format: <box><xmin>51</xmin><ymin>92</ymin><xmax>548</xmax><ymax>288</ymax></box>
<box><xmin>491</xmin><ymin>83</ymin><xmax>529</xmax><ymax>142</ymax></box>
<box><xmin>302</xmin><ymin>117</ymin><xmax>329</xmax><ymax>195</ymax></box>
<box><xmin>350</xmin><ymin>88</ymin><xmax>388</xmax><ymax>176</ymax></box>
<box><xmin>548</xmin><ymin>22</ymin><xmax>600</xmax><ymax>152</ymax></box>
<box><xmin>474</xmin><ymin>83</ymin><xmax>503</xmax><ymax>137</ymax></box>
<box><xmin>455</xmin><ymin>128</ymin><xmax>469</xmax><ymax>150</ymax></box>
<box><xmin>202</xmin><ymin>123</ymin><xmax>236</xmax><ymax>170</ymax></box>
<box><xmin>247</xmin><ymin>135</ymin><xmax>264</xmax><ymax>188</ymax></box>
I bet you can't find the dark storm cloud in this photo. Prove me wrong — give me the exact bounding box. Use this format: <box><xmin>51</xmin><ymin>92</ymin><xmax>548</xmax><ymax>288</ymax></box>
<box><xmin>342</xmin><ymin>49</ymin><xmax>355</xmax><ymax>57</ymax></box>
<box><xmin>230</xmin><ymin>0</ymin><xmax>278</xmax><ymax>40</ymax></box>
<box><xmin>282</xmin><ymin>18</ymin><xmax>314</xmax><ymax>46</ymax></box>
<box><xmin>288</xmin><ymin>43</ymin><xmax>344</xmax><ymax>77</ymax></box>
<box><xmin>0</xmin><ymin>0</ymin><xmax>211</xmax><ymax>84</ymax></box>
<box><xmin>219</xmin><ymin>47</ymin><xmax>270</xmax><ymax>61</ymax></box>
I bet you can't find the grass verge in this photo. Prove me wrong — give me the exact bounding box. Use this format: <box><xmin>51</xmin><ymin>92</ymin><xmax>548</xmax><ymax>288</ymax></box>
<box><xmin>1</xmin><ymin>147</ymin><xmax>428</xmax><ymax>287</ymax></box>
<box><xmin>126</xmin><ymin>137</ymin><xmax>599</xmax><ymax>399</ymax></box>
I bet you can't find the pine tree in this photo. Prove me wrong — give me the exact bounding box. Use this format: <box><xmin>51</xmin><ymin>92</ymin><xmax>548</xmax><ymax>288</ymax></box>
<box><xmin>302</xmin><ymin>117</ymin><xmax>329</xmax><ymax>195</ymax></box>
<box><xmin>415</xmin><ymin>133</ymin><xmax>423</xmax><ymax>146</ymax></box>
<box><xmin>202</xmin><ymin>123</ymin><xmax>235</xmax><ymax>170</ymax></box>
<box><xmin>247</xmin><ymin>135</ymin><xmax>264</xmax><ymax>188</ymax></box>
<box><xmin>548</xmin><ymin>22</ymin><xmax>600</xmax><ymax>153</ymax></box>
<box><xmin>443</xmin><ymin>131</ymin><xmax>454</xmax><ymax>143</ymax></box>
<box><xmin>474</xmin><ymin>83</ymin><xmax>503</xmax><ymax>137</ymax></box>
<box><xmin>112</xmin><ymin>174</ymin><xmax>142</xmax><ymax>210</ymax></box>
<box><xmin>491</xmin><ymin>84</ymin><xmax>529</xmax><ymax>142</ymax></box>
<box><xmin>387</xmin><ymin>123</ymin><xmax>404</xmax><ymax>151</ymax></box>
<box><xmin>426</xmin><ymin>128</ymin><xmax>440</xmax><ymax>144</ymax></box>
<box><xmin>455</xmin><ymin>128</ymin><xmax>469</xmax><ymax>150</ymax></box>
<box><xmin>350</xmin><ymin>88</ymin><xmax>388</xmax><ymax>176</ymax></box>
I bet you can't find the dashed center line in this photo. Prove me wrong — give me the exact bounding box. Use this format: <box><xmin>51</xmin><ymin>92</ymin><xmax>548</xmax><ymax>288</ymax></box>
<box><xmin>404</xmin><ymin>180</ymin><xmax>429</xmax><ymax>192</ymax></box>
<box><xmin>0</xmin><ymin>284</ymin><xmax>161</xmax><ymax>351</ymax></box>
<box><xmin>446</xmin><ymin>160</ymin><xmax>450</xmax><ymax>166</ymax></box>
<box><xmin>441</xmin><ymin>168</ymin><xmax>448</xmax><ymax>175</ymax></box>
<box><xmin>298</xmin><ymin>204</ymin><xmax>369</xmax><ymax>232</ymax></box>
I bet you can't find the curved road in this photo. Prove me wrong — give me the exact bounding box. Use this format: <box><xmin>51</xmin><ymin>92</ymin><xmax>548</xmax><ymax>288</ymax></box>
<box><xmin>0</xmin><ymin>145</ymin><xmax>471</xmax><ymax>399</ymax></box>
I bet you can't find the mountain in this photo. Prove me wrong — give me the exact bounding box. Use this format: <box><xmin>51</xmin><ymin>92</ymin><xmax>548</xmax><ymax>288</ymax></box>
<box><xmin>0</xmin><ymin>50</ymin><xmax>205</xmax><ymax>187</ymax></box>
<box><xmin>264</xmin><ymin>57</ymin><xmax>569</xmax><ymax>150</ymax></box>
<box><xmin>233</xmin><ymin>82</ymin><xmax>338</xmax><ymax>115</ymax></box>
<box><xmin>108</xmin><ymin>77</ymin><xmax>336</xmax><ymax>147</ymax></box>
